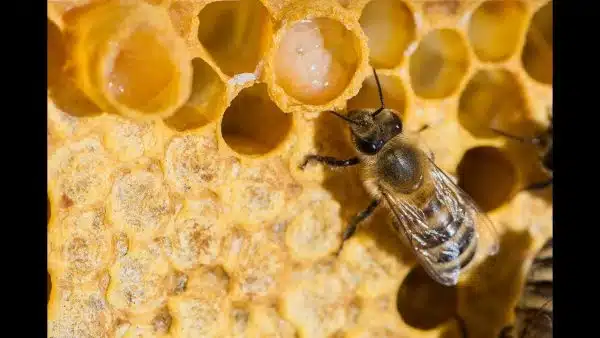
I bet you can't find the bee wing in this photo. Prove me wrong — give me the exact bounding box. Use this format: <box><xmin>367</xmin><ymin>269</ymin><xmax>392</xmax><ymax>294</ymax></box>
<box><xmin>426</xmin><ymin>157</ymin><xmax>500</xmax><ymax>257</ymax></box>
<box><xmin>380</xmin><ymin>188</ymin><xmax>462</xmax><ymax>286</ymax></box>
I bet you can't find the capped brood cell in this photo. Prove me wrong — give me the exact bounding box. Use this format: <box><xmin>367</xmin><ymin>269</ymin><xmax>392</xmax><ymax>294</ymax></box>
<box><xmin>107</xmin><ymin>167</ymin><xmax>175</xmax><ymax>241</ymax></box>
<box><xmin>222</xmin><ymin>228</ymin><xmax>287</xmax><ymax>301</ymax></box>
<box><xmin>48</xmin><ymin>287</ymin><xmax>116</xmax><ymax>338</ymax></box>
<box><xmin>66</xmin><ymin>1</ymin><xmax>192</xmax><ymax>120</ymax></box>
<box><xmin>107</xmin><ymin>245</ymin><xmax>173</xmax><ymax>316</ymax></box>
<box><xmin>47</xmin><ymin>208</ymin><xmax>114</xmax><ymax>286</ymax></box>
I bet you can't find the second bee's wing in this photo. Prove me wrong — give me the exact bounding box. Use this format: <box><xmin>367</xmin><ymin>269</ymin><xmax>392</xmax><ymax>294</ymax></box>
<box><xmin>427</xmin><ymin>158</ymin><xmax>500</xmax><ymax>257</ymax></box>
<box><xmin>380</xmin><ymin>188</ymin><xmax>463</xmax><ymax>286</ymax></box>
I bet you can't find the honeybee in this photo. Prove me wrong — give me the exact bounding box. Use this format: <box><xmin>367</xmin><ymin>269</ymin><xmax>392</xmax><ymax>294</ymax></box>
<box><xmin>499</xmin><ymin>238</ymin><xmax>553</xmax><ymax>338</ymax></box>
<box><xmin>300</xmin><ymin>68</ymin><xmax>499</xmax><ymax>286</ymax></box>
<box><xmin>491</xmin><ymin>109</ymin><xmax>553</xmax><ymax>191</ymax></box>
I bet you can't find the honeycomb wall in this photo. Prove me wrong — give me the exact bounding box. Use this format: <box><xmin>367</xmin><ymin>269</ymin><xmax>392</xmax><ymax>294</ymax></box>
<box><xmin>48</xmin><ymin>1</ymin><xmax>553</xmax><ymax>337</ymax></box>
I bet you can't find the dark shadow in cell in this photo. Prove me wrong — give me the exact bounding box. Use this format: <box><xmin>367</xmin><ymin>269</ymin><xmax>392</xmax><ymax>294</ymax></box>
<box><xmin>456</xmin><ymin>230</ymin><xmax>533</xmax><ymax>338</ymax></box>
<box><xmin>396</xmin><ymin>265</ymin><xmax>459</xmax><ymax>330</ymax></box>
<box><xmin>456</xmin><ymin>146</ymin><xmax>518</xmax><ymax>213</ymax></box>
<box><xmin>221</xmin><ymin>83</ymin><xmax>293</xmax><ymax>156</ymax></box>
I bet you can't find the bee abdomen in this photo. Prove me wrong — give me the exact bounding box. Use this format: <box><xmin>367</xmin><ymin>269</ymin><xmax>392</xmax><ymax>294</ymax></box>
<box><xmin>517</xmin><ymin>239</ymin><xmax>553</xmax><ymax>312</ymax></box>
<box><xmin>513</xmin><ymin>238</ymin><xmax>553</xmax><ymax>338</ymax></box>
<box><xmin>419</xmin><ymin>197</ymin><xmax>460</xmax><ymax>248</ymax></box>
<box><xmin>420</xmin><ymin>197</ymin><xmax>478</xmax><ymax>272</ymax></box>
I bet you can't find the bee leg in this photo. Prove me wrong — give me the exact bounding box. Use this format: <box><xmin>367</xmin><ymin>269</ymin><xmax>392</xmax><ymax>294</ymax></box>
<box><xmin>524</xmin><ymin>178</ymin><xmax>552</xmax><ymax>191</ymax></box>
<box><xmin>417</xmin><ymin>124</ymin><xmax>430</xmax><ymax>133</ymax></box>
<box><xmin>455</xmin><ymin>315</ymin><xmax>469</xmax><ymax>338</ymax></box>
<box><xmin>336</xmin><ymin>199</ymin><xmax>380</xmax><ymax>255</ymax></box>
<box><xmin>498</xmin><ymin>325</ymin><xmax>516</xmax><ymax>338</ymax></box>
<box><xmin>299</xmin><ymin>155</ymin><xmax>359</xmax><ymax>170</ymax></box>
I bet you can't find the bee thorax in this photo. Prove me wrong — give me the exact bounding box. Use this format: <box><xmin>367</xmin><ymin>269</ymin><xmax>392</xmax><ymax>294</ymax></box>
<box><xmin>375</xmin><ymin>146</ymin><xmax>424</xmax><ymax>194</ymax></box>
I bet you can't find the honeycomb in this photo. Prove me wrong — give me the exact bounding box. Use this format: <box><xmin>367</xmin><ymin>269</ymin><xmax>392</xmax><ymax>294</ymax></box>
<box><xmin>47</xmin><ymin>0</ymin><xmax>552</xmax><ymax>337</ymax></box>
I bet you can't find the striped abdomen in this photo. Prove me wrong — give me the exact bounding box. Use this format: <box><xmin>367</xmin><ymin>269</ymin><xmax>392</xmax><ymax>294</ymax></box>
<box><xmin>513</xmin><ymin>238</ymin><xmax>553</xmax><ymax>338</ymax></box>
<box><xmin>415</xmin><ymin>196</ymin><xmax>478</xmax><ymax>274</ymax></box>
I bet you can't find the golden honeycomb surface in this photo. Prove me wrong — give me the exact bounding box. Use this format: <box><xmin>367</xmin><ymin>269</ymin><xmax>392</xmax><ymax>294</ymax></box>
<box><xmin>47</xmin><ymin>0</ymin><xmax>553</xmax><ymax>337</ymax></box>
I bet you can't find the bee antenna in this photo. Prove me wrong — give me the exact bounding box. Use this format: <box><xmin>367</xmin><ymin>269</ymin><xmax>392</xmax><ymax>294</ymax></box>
<box><xmin>371</xmin><ymin>68</ymin><xmax>385</xmax><ymax>117</ymax></box>
<box><xmin>327</xmin><ymin>110</ymin><xmax>361</xmax><ymax>126</ymax></box>
<box><xmin>490</xmin><ymin>128</ymin><xmax>528</xmax><ymax>144</ymax></box>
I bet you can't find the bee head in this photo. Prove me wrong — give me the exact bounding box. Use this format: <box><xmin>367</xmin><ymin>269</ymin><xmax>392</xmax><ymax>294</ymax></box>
<box><xmin>335</xmin><ymin>108</ymin><xmax>403</xmax><ymax>155</ymax></box>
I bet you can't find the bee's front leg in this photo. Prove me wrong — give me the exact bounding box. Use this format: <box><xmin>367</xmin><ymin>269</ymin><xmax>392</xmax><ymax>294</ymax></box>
<box><xmin>336</xmin><ymin>199</ymin><xmax>380</xmax><ymax>255</ymax></box>
<box><xmin>299</xmin><ymin>155</ymin><xmax>359</xmax><ymax>170</ymax></box>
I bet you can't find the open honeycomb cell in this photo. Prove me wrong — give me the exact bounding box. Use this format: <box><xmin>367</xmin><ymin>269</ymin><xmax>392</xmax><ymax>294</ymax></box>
<box><xmin>47</xmin><ymin>18</ymin><xmax>102</xmax><ymax>118</ymax></box>
<box><xmin>468</xmin><ymin>0</ymin><xmax>529</xmax><ymax>63</ymax></box>
<box><xmin>220</xmin><ymin>83</ymin><xmax>293</xmax><ymax>157</ymax></box>
<box><xmin>457</xmin><ymin>146</ymin><xmax>518</xmax><ymax>212</ymax></box>
<box><xmin>197</xmin><ymin>0</ymin><xmax>273</xmax><ymax>77</ymax></box>
<box><xmin>458</xmin><ymin>68</ymin><xmax>533</xmax><ymax>138</ymax></box>
<box><xmin>359</xmin><ymin>0</ymin><xmax>416</xmax><ymax>69</ymax></box>
<box><xmin>165</xmin><ymin>57</ymin><xmax>227</xmax><ymax>132</ymax></box>
<box><xmin>66</xmin><ymin>1</ymin><xmax>192</xmax><ymax>119</ymax></box>
<box><xmin>273</xmin><ymin>18</ymin><xmax>361</xmax><ymax>105</ymax></box>
<box><xmin>522</xmin><ymin>1</ymin><xmax>553</xmax><ymax>85</ymax></box>
<box><xmin>48</xmin><ymin>1</ymin><xmax>553</xmax><ymax>337</ymax></box>
<box><xmin>409</xmin><ymin>29</ymin><xmax>470</xmax><ymax>99</ymax></box>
